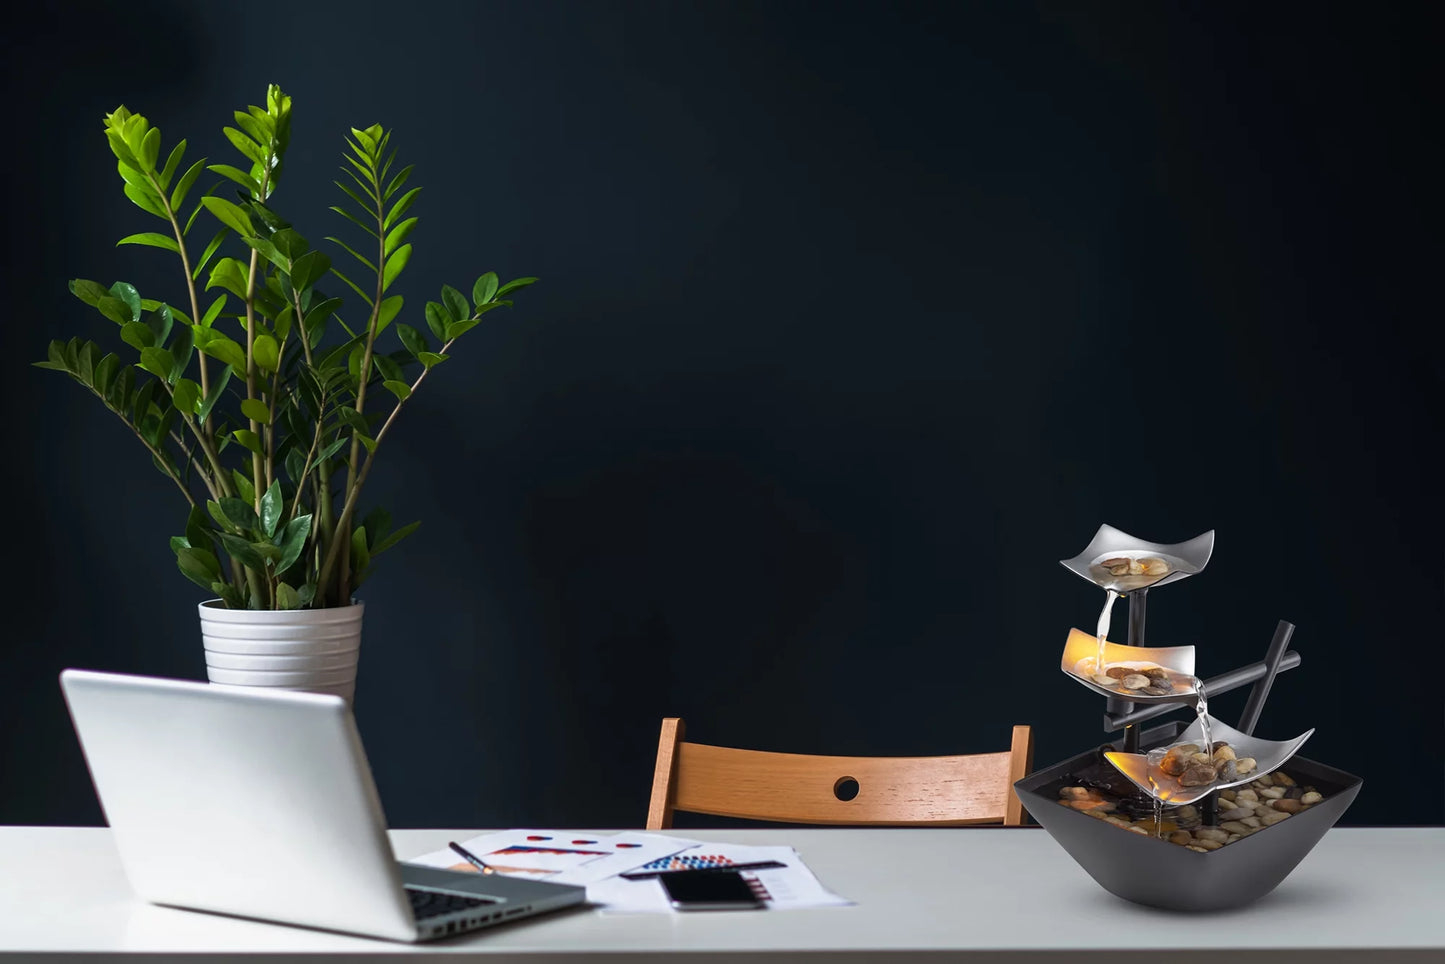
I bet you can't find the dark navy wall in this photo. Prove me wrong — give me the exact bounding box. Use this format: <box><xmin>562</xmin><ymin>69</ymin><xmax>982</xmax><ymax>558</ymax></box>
<box><xmin>4</xmin><ymin>1</ymin><xmax>1440</xmax><ymax>828</ymax></box>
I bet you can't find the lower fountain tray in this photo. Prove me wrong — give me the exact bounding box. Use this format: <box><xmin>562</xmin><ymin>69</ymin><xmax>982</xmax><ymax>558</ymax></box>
<box><xmin>1013</xmin><ymin>723</ymin><xmax>1362</xmax><ymax>912</ymax></box>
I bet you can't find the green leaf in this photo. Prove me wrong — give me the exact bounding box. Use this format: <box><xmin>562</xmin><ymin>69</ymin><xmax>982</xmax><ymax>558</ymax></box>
<box><xmin>149</xmin><ymin>301</ymin><xmax>174</xmax><ymax>346</ymax></box>
<box><xmin>384</xmin><ymin>187</ymin><xmax>421</xmax><ymax>230</ymax></box>
<box><xmin>253</xmin><ymin>333</ymin><xmax>280</xmax><ymax>372</ymax></box>
<box><xmin>206</xmin><ymin>258</ymin><xmax>249</xmax><ymax>300</ymax></box>
<box><xmin>158</xmin><ymin>139</ymin><xmax>186</xmax><ymax>189</ymax></box>
<box><xmin>472</xmin><ymin>272</ymin><xmax>499</xmax><ymax>305</ymax></box>
<box><xmin>117</xmin><ymin>232</ymin><xmax>179</xmax><ymax>253</ymax></box>
<box><xmin>173</xmin><ymin>377</ymin><xmax>200</xmax><ymax>416</ymax></box>
<box><xmin>139</xmin><ymin>127</ymin><xmax>162</xmax><ymax>172</ymax></box>
<box><xmin>195</xmin><ymin>332</ymin><xmax>247</xmax><ymax>371</ymax></box>
<box><xmin>396</xmin><ymin>323</ymin><xmax>428</xmax><ymax>357</ymax></box>
<box><xmin>232</xmin><ymin>428</ymin><xmax>264</xmax><ymax>454</ymax></box>
<box><xmin>240</xmin><ymin>398</ymin><xmax>271</xmax><ymax>423</ymax></box>
<box><xmin>381</xmin><ymin>243</ymin><xmax>411</xmax><ymax>292</ymax></box>
<box><xmin>219</xmin><ymin>532</ymin><xmax>269</xmax><ymax>571</ymax></box>
<box><xmin>230</xmin><ymin>468</ymin><xmax>256</xmax><ymax>505</ymax></box>
<box><xmin>123</xmin><ymin>181</ymin><xmax>167</xmax><ymax>218</ymax></box>
<box><xmin>168</xmin><ymin>319</ymin><xmax>193</xmax><ymax>379</ymax></box>
<box><xmin>383</xmin><ymin>163</ymin><xmax>413</xmax><ymax>201</ymax></box>
<box><xmin>192</xmin><ymin>228</ymin><xmax>229</xmax><ymax>280</ymax></box>
<box><xmin>382</xmin><ymin>379</ymin><xmax>411</xmax><ymax>401</ymax></box>
<box><xmin>222</xmin><ymin>126</ymin><xmax>267</xmax><ymax>168</ymax></box>
<box><xmin>170</xmin><ymin>157</ymin><xmax>207</xmax><ymax>211</ymax></box>
<box><xmin>176</xmin><ymin>546</ymin><xmax>224</xmax><ymax>590</ymax></box>
<box><xmin>372</xmin><ymin>519</ymin><xmax>420</xmax><ymax>555</ymax></box>
<box><xmin>327</xmin><ymin>266</ymin><xmax>374</xmax><ymax>306</ymax></box>
<box><xmin>110</xmin><ymin>282</ymin><xmax>142</xmax><ymax>322</ymax></box>
<box><xmin>374</xmin><ymin>352</ymin><xmax>405</xmax><ymax>383</ymax></box>
<box><xmin>119</xmin><ymin>321</ymin><xmax>155</xmax><ymax>350</ymax></box>
<box><xmin>69</xmin><ymin>279</ymin><xmax>109</xmax><ymax>307</ymax></box>
<box><xmin>289</xmin><ymin>250</ymin><xmax>331</xmax><ymax>291</ymax></box>
<box><xmin>200</xmin><ymin>294</ymin><xmax>227</xmax><ymax>328</ymax></box>
<box><xmin>201</xmin><ymin>196</ymin><xmax>255</xmax><ymax>237</ymax></box>
<box><xmin>444</xmin><ymin>318</ymin><xmax>480</xmax><ymax>340</ymax></box>
<box><xmin>208</xmin><ymin>163</ymin><xmax>262</xmax><ymax>197</ymax></box>
<box><xmin>418</xmin><ymin>351</ymin><xmax>449</xmax><ymax>369</ymax></box>
<box><xmin>350</xmin><ymin>526</ymin><xmax>371</xmax><ymax>575</ymax></box>
<box><xmin>328</xmin><ymin>202</ymin><xmax>380</xmax><ymax>239</ymax></box>
<box><xmin>138</xmin><ymin>346</ymin><xmax>174</xmax><ymax>382</ymax></box>
<box><xmin>424</xmin><ymin>301</ymin><xmax>448</xmax><ymax>341</ymax></box>
<box><xmin>325</xmin><ymin>234</ymin><xmax>376</xmax><ymax>272</ymax></box>
<box><xmin>274</xmin><ymin>583</ymin><xmax>301</xmax><ymax>610</ymax></box>
<box><xmin>215</xmin><ymin>496</ymin><xmax>257</xmax><ymax>534</ymax></box>
<box><xmin>93</xmin><ymin>353</ymin><xmax>120</xmax><ymax>396</ymax></box>
<box><xmin>384</xmin><ymin>217</ymin><xmax>417</xmax><ymax>257</ymax></box>
<box><xmin>259</xmin><ymin>480</ymin><xmax>284</xmax><ymax>538</ymax></box>
<box><xmin>276</xmin><ymin>515</ymin><xmax>312</xmax><ymax>571</ymax></box>
<box><xmin>198</xmin><ymin>365</ymin><xmax>232</xmax><ymax>420</ymax></box>
<box><xmin>441</xmin><ymin>285</ymin><xmax>468</xmax><ymax>325</ymax></box>
<box><xmin>376</xmin><ymin>295</ymin><xmax>404</xmax><ymax>334</ymax></box>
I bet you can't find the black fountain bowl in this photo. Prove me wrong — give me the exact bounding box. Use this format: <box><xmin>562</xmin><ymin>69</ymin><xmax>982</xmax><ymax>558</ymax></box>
<box><xmin>1014</xmin><ymin>744</ymin><xmax>1363</xmax><ymax>912</ymax></box>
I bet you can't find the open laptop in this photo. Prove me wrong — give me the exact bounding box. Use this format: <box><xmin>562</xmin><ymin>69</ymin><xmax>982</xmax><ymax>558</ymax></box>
<box><xmin>58</xmin><ymin>668</ymin><xmax>586</xmax><ymax>943</ymax></box>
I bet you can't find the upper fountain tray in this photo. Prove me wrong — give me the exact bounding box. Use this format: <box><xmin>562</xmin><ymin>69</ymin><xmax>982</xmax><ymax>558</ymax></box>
<box><xmin>1061</xmin><ymin>627</ymin><xmax>1198</xmax><ymax>703</ymax></box>
<box><xmin>1103</xmin><ymin>714</ymin><xmax>1315</xmax><ymax>806</ymax></box>
<box><xmin>1060</xmin><ymin>524</ymin><xmax>1215</xmax><ymax>593</ymax></box>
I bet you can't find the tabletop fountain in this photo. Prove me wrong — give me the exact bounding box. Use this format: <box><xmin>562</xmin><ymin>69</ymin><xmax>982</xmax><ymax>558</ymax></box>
<box><xmin>1013</xmin><ymin>524</ymin><xmax>1363</xmax><ymax>911</ymax></box>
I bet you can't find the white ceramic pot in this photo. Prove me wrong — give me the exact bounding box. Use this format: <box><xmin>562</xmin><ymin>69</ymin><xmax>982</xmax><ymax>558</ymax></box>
<box><xmin>199</xmin><ymin>599</ymin><xmax>364</xmax><ymax>705</ymax></box>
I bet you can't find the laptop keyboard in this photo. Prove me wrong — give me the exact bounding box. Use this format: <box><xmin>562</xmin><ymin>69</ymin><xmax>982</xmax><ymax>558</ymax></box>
<box><xmin>406</xmin><ymin>887</ymin><xmax>498</xmax><ymax>921</ymax></box>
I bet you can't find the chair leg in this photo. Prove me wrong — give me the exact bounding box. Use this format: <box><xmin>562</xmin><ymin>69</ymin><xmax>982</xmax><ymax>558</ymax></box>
<box><xmin>646</xmin><ymin>717</ymin><xmax>685</xmax><ymax>830</ymax></box>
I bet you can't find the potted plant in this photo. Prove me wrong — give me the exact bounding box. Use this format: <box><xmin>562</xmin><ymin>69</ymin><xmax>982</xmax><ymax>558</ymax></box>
<box><xmin>35</xmin><ymin>84</ymin><xmax>535</xmax><ymax>704</ymax></box>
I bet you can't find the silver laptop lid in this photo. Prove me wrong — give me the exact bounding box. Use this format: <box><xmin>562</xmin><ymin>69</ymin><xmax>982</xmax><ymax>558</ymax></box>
<box><xmin>59</xmin><ymin>669</ymin><xmax>419</xmax><ymax>942</ymax></box>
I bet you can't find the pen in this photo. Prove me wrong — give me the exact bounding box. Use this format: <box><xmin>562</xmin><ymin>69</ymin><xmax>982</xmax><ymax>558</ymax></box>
<box><xmin>620</xmin><ymin>860</ymin><xmax>788</xmax><ymax>880</ymax></box>
<box><xmin>448</xmin><ymin>840</ymin><xmax>495</xmax><ymax>875</ymax></box>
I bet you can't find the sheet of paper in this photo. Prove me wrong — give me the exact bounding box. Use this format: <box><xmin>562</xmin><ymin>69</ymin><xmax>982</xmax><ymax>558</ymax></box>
<box><xmin>404</xmin><ymin>829</ymin><xmax>700</xmax><ymax>885</ymax></box>
<box><xmin>587</xmin><ymin>843</ymin><xmax>855</xmax><ymax>914</ymax></box>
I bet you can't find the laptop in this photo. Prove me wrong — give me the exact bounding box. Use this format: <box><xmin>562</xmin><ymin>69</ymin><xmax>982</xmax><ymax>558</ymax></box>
<box><xmin>58</xmin><ymin>668</ymin><xmax>586</xmax><ymax>943</ymax></box>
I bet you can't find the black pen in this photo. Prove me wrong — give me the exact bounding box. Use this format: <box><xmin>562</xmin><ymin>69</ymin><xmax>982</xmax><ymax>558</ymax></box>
<box><xmin>620</xmin><ymin>860</ymin><xmax>788</xmax><ymax>880</ymax></box>
<box><xmin>448</xmin><ymin>840</ymin><xmax>495</xmax><ymax>875</ymax></box>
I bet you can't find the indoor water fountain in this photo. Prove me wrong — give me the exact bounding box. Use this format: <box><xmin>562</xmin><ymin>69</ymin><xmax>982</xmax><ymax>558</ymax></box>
<box><xmin>1013</xmin><ymin>524</ymin><xmax>1363</xmax><ymax>911</ymax></box>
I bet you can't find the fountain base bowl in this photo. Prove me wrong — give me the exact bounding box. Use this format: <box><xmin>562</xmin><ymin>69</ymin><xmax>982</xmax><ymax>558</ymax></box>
<box><xmin>1013</xmin><ymin>724</ymin><xmax>1362</xmax><ymax>912</ymax></box>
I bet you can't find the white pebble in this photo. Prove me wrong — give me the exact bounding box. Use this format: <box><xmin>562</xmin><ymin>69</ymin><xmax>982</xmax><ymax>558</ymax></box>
<box><xmin>1301</xmin><ymin>791</ymin><xmax>1323</xmax><ymax>805</ymax></box>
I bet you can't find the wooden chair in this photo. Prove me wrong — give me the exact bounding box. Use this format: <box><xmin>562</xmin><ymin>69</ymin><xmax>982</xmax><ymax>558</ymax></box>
<box><xmin>646</xmin><ymin>718</ymin><xmax>1034</xmax><ymax>829</ymax></box>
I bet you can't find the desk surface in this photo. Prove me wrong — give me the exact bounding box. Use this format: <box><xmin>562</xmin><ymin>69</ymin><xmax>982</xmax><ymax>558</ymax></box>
<box><xmin>1</xmin><ymin>826</ymin><xmax>1441</xmax><ymax>962</ymax></box>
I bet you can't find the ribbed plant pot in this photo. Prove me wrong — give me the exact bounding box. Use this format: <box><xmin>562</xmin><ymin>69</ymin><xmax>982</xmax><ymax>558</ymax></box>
<box><xmin>198</xmin><ymin>599</ymin><xmax>364</xmax><ymax>705</ymax></box>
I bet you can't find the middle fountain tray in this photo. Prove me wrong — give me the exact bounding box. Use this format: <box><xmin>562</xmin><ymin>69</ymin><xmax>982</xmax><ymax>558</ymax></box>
<box><xmin>1060</xmin><ymin>628</ymin><xmax>1199</xmax><ymax>703</ymax></box>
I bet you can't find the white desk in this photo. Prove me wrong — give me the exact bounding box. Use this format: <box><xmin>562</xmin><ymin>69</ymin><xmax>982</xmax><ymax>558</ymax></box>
<box><xmin>1</xmin><ymin>827</ymin><xmax>1441</xmax><ymax>962</ymax></box>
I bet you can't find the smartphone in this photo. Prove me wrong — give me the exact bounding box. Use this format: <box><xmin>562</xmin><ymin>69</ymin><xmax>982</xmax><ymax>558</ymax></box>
<box><xmin>658</xmin><ymin>869</ymin><xmax>765</xmax><ymax>910</ymax></box>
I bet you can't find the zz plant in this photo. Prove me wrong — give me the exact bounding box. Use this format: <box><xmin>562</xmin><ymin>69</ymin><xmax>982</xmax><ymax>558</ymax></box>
<box><xmin>36</xmin><ymin>84</ymin><xmax>535</xmax><ymax>610</ymax></box>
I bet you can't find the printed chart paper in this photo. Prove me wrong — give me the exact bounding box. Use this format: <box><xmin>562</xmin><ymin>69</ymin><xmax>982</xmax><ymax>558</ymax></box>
<box><xmin>405</xmin><ymin>829</ymin><xmax>699</xmax><ymax>885</ymax></box>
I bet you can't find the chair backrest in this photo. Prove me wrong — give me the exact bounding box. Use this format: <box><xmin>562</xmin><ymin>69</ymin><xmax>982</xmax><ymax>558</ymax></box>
<box><xmin>646</xmin><ymin>718</ymin><xmax>1034</xmax><ymax>829</ymax></box>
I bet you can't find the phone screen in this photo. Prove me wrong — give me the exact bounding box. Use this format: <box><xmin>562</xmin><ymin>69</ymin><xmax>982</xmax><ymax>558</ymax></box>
<box><xmin>658</xmin><ymin>869</ymin><xmax>764</xmax><ymax>910</ymax></box>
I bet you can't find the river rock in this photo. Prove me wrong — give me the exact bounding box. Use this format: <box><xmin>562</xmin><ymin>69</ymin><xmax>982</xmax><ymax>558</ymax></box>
<box><xmin>1254</xmin><ymin>772</ymin><xmax>1276</xmax><ymax>787</ymax></box>
<box><xmin>1235</xmin><ymin>789</ymin><xmax>1259</xmax><ymax>804</ymax></box>
<box><xmin>1194</xmin><ymin>827</ymin><xmax>1230</xmax><ymax>843</ymax></box>
<box><xmin>1259</xmin><ymin>786</ymin><xmax>1287</xmax><ymax>800</ymax></box>
<box><xmin>1169</xmin><ymin>831</ymin><xmax>1193</xmax><ymax>846</ymax></box>
<box><xmin>1220</xmin><ymin>820</ymin><xmax>1252</xmax><ymax>833</ymax></box>
<box><xmin>1192</xmin><ymin>838</ymin><xmax>1223</xmax><ymax>850</ymax></box>
<box><xmin>1235</xmin><ymin>757</ymin><xmax>1258</xmax><ymax>775</ymax></box>
<box><xmin>1220</xmin><ymin>806</ymin><xmax>1254</xmax><ymax>821</ymax></box>
<box><xmin>1179</xmin><ymin>762</ymin><xmax>1218</xmax><ymax>787</ymax></box>
<box><xmin>1213</xmin><ymin>744</ymin><xmax>1237</xmax><ymax>762</ymax></box>
<box><xmin>1121</xmin><ymin>674</ymin><xmax>1150</xmax><ymax>690</ymax></box>
<box><xmin>1259</xmin><ymin>810</ymin><xmax>1291</xmax><ymax>826</ymax></box>
<box><xmin>1271</xmin><ymin>798</ymin><xmax>1305</xmax><ymax>814</ymax></box>
<box><xmin>1301</xmin><ymin>791</ymin><xmax>1323</xmax><ymax>805</ymax></box>
<box><xmin>1273</xmin><ymin>772</ymin><xmax>1296</xmax><ymax>787</ymax></box>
